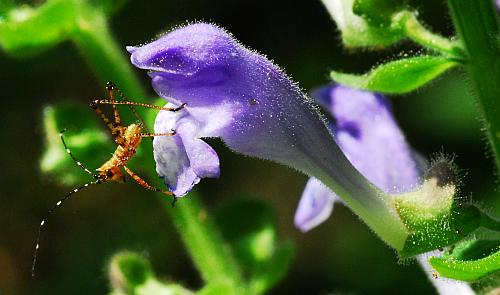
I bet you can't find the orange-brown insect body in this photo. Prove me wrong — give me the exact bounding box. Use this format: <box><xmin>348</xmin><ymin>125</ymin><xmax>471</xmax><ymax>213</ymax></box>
<box><xmin>32</xmin><ymin>82</ymin><xmax>185</xmax><ymax>277</ymax></box>
<box><xmin>96</xmin><ymin>123</ymin><xmax>143</xmax><ymax>182</ymax></box>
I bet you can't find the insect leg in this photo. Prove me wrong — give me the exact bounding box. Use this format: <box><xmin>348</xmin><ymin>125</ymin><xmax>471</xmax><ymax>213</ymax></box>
<box><xmin>32</xmin><ymin>180</ymin><xmax>100</xmax><ymax>277</ymax></box>
<box><xmin>108</xmin><ymin>82</ymin><xmax>146</xmax><ymax>128</ymax></box>
<box><xmin>105</xmin><ymin>82</ymin><xmax>122</xmax><ymax>129</ymax></box>
<box><xmin>123</xmin><ymin>166</ymin><xmax>175</xmax><ymax>201</ymax></box>
<box><xmin>89</xmin><ymin>100</ymin><xmax>125</xmax><ymax>145</ymax></box>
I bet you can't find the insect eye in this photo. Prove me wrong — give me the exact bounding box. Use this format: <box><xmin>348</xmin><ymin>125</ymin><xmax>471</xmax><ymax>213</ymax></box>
<box><xmin>106</xmin><ymin>170</ymin><xmax>113</xmax><ymax>177</ymax></box>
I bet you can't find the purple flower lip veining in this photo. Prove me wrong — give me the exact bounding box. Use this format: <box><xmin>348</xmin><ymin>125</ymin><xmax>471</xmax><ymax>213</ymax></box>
<box><xmin>128</xmin><ymin>23</ymin><xmax>409</xmax><ymax>248</ymax></box>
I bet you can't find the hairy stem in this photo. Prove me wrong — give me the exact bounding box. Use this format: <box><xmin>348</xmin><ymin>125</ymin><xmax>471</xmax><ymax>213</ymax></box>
<box><xmin>395</xmin><ymin>10</ymin><xmax>463</xmax><ymax>58</ymax></box>
<box><xmin>70</xmin><ymin>5</ymin><xmax>244</xmax><ymax>289</ymax></box>
<box><xmin>447</xmin><ymin>0</ymin><xmax>500</xmax><ymax>175</ymax></box>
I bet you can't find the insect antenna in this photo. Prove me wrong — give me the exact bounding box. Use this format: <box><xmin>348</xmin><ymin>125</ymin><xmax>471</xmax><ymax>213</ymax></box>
<box><xmin>31</xmin><ymin>180</ymin><xmax>99</xmax><ymax>277</ymax></box>
<box><xmin>59</xmin><ymin>128</ymin><xmax>96</xmax><ymax>177</ymax></box>
<box><xmin>32</xmin><ymin>129</ymin><xmax>101</xmax><ymax>277</ymax></box>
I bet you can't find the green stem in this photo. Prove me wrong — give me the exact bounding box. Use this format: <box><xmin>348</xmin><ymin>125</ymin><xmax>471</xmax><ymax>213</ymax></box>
<box><xmin>69</xmin><ymin>5</ymin><xmax>244</xmax><ymax>290</ymax></box>
<box><xmin>71</xmin><ymin>8</ymin><xmax>146</xmax><ymax>100</ymax></box>
<box><xmin>164</xmin><ymin>194</ymin><xmax>243</xmax><ymax>286</ymax></box>
<box><xmin>395</xmin><ymin>10</ymin><xmax>463</xmax><ymax>58</ymax></box>
<box><xmin>447</xmin><ymin>0</ymin><xmax>500</xmax><ymax>175</ymax></box>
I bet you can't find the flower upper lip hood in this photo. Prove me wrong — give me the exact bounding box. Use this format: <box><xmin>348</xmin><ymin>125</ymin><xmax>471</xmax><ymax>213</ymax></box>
<box><xmin>129</xmin><ymin>23</ymin><xmax>409</xmax><ymax>249</ymax></box>
<box><xmin>127</xmin><ymin>23</ymin><xmax>238</xmax><ymax>77</ymax></box>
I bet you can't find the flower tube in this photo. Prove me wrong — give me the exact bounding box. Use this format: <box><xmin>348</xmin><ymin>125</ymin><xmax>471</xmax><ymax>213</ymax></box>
<box><xmin>294</xmin><ymin>85</ymin><xmax>474</xmax><ymax>294</ymax></box>
<box><xmin>128</xmin><ymin>23</ymin><xmax>408</xmax><ymax>249</ymax></box>
<box><xmin>294</xmin><ymin>85</ymin><xmax>420</xmax><ymax>232</ymax></box>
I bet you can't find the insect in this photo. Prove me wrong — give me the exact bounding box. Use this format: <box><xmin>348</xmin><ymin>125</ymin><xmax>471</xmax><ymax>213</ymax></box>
<box><xmin>31</xmin><ymin>82</ymin><xmax>185</xmax><ymax>277</ymax></box>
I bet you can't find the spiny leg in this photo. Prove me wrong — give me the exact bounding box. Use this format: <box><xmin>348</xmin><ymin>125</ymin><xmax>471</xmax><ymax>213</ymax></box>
<box><xmin>32</xmin><ymin>180</ymin><xmax>100</xmax><ymax>277</ymax></box>
<box><xmin>106</xmin><ymin>82</ymin><xmax>122</xmax><ymax>129</ymax></box>
<box><xmin>107</xmin><ymin>82</ymin><xmax>146</xmax><ymax>129</ymax></box>
<box><xmin>60</xmin><ymin>129</ymin><xmax>97</xmax><ymax>177</ymax></box>
<box><xmin>122</xmin><ymin>166</ymin><xmax>177</xmax><ymax>206</ymax></box>
<box><xmin>89</xmin><ymin>100</ymin><xmax>125</xmax><ymax>145</ymax></box>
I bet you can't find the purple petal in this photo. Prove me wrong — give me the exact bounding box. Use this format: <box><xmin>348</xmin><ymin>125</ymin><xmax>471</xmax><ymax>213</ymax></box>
<box><xmin>153</xmin><ymin>131</ymin><xmax>200</xmax><ymax>197</ymax></box>
<box><xmin>130</xmin><ymin>24</ymin><xmax>357</xmax><ymax>196</ymax></box>
<box><xmin>131</xmin><ymin>24</ymin><xmax>409</xmax><ymax>247</ymax></box>
<box><xmin>331</xmin><ymin>86</ymin><xmax>419</xmax><ymax>193</ymax></box>
<box><xmin>295</xmin><ymin>85</ymin><xmax>420</xmax><ymax>231</ymax></box>
<box><xmin>294</xmin><ymin>178</ymin><xmax>337</xmax><ymax>232</ymax></box>
<box><xmin>128</xmin><ymin>24</ymin><xmax>236</xmax><ymax>78</ymax></box>
<box><xmin>176</xmin><ymin>120</ymin><xmax>220</xmax><ymax>178</ymax></box>
<box><xmin>153</xmin><ymin>104</ymin><xmax>220</xmax><ymax>196</ymax></box>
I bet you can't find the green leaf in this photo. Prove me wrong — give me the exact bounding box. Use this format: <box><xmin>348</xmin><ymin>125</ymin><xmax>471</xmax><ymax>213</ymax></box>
<box><xmin>215</xmin><ymin>199</ymin><xmax>278</xmax><ymax>268</ymax></box>
<box><xmin>429</xmin><ymin>239</ymin><xmax>500</xmax><ymax>282</ymax></box>
<box><xmin>215</xmin><ymin>199</ymin><xmax>294</xmax><ymax>293</ymax></box>
<box><xmin>108</xmin><ymin>251</ymin><xmax>193</xmax><ymax>295</ymax></box>
<box><xmin>0</xmin><ymin>0</ymin><xmax>76</xmax><ymax>56</ymax></box>
<box><xmin>331</xmin><ymin>56</ymin><xmax>457</xmax><ymax>94</ymax></box>
<box><xmin>40</xmin><ymin>103</ymin><xmax>114</xmax><ymax>185</ymax></box>
<box><xmin>109</xmin><ymin>251</ymin><xmax>153</xmax><ymax>290</ymax></box>
<box><xmin>247</xmin><ymin>240</ymin><xmax>294</xmax><ymax>295</ymax></box>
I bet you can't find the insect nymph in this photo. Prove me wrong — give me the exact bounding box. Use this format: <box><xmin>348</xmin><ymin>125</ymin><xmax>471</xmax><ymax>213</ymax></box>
<box><xmin>31</xmin><ymin>82</ymin><xmax>185</xmax><ymax>276</ymax></box>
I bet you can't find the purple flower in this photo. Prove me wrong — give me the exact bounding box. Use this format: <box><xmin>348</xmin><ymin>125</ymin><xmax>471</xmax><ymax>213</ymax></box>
<box><xmin>294</xmin><ymin>85</ymin><xmax>473</xmax><ymax>294</ymax></box>
<box><xmin>294</xmin><ymin>85</ymin><xmax>419</xmax><ymax>232</ymax></box>
<box><xmin>127</xmin><ymin>23</ymin><xmax>339</xmax><ymax>196</ymax></box>
<box><xmin>129</xmin><ymin>23</ymin><xmax>409</xmax><ymax>248</ymax></box>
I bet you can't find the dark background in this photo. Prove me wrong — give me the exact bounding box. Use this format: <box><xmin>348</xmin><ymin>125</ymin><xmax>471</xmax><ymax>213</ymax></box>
<box><xmin>1</xmin><ymin>0</ymin><xmax>497</xmax><ymax>294</ymax></box>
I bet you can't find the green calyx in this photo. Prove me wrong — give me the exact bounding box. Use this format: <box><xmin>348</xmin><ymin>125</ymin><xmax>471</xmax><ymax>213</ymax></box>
<box><xmin>322</xmin><ymin>0</ymin><xmax>406</xmax><ymax>48</ymax></box>
<box><xmin>353</xmin><ymin>0</ymin><xmax>406</xmax><ymax>26</ymax></box>
<box><xmin>392</xmin><ymin>178</ymin><xmax>481</xmax><ymax>257</ymax></box>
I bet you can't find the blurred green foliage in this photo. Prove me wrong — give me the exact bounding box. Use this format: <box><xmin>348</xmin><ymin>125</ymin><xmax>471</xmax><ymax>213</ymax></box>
<box><xmin>40</xmin><ymin>103</ymin><xmax>114</xmax><ymax>185</ymax></box>
<box><xmin>0</xmin><ymin>0</ymin><xmax>75</xmax><ymax>56</ymax></box>
<box><xmin>215</xmin><ymin>200</ymin><xmax>294</xmax><ymax>294</ymax></box>
<box><xmin>109</xmin><ymin>251</ymin><xmax>193</xmax><ymax>295</ymax></box>
<box><xmin>1</xmin><ymin>0</ymin><xmax>498</xmax><ymax>294</ymax></box>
